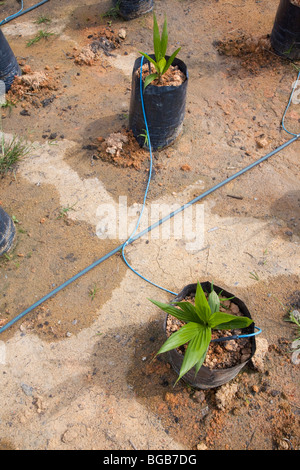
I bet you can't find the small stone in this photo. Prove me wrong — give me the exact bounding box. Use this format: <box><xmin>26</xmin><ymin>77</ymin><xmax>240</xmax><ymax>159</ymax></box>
<box><xmin>251</xmin><ymin>337</ymin><xmax>268</xmax><ymax>372</ymax></box>
<box><xmin>118</xmin><ymin>28</ymin><xmax>126</xmax><ymax>39</ymax></box>
<box><xmin>192</xmin><ymin>391</ymin><xmax>205</xmax><ymax>403</ymax></box>
<box><xmin>230</xmin><ymin>303</ymin><xmax>240</xmax><ymax>314</ymax></box>
<box><xmin>181</xmin><ymin>164</ymin><xmax>191</xmax><ymax>171</ymax></box>
<box><xmin>277</xmin><ymin>439</ymin><xmax>289</xmax><ymax>450</ymax></box>
<box><xmin>215</xmin><ymin>383</ymin><xmax>238</xmax><ymax>411</ymax></box>
<box><xmin>20</xmin><ymin>109</ymin><xmax>30</xmax><ymax>116</ymax></box>
<box><xmin>21</xmin><ymin>383</ymin><xmax>33</xmax><ymax>396</ymax></box>
<box><xmin>22</xmin><ymin>64</ymin><xmax>32</xmax><ymax>74</ymax></box>
<box><xmin>256</xmin><ymin>135</ymin><xmax>269</xmax><ymax>148</ymax></box>
<box><xmin>61</xmin><ymin>428</ymin><xmax>78</xmax><ymax>443</ymax></box>
<box><xmin>224</xmin><ymin>341</ymin><xmax>238</xmax><ymax>352</ymax></box>
<box><xmin>197</xmin><ymin>443</ymin><xmax>208</xmax><ymax>450</ymax></box>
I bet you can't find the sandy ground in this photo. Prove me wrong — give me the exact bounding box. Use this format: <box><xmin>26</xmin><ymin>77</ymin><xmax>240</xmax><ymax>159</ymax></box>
<box><xmin>0</xmin><ymin>0</ymin><xmax>299</xmax><ymax>451</ymax></box>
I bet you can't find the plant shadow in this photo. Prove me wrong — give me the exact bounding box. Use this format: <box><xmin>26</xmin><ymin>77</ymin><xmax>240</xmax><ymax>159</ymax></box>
<box><xmin>88</xmin><ymin>317</ymin><xmax>214</xmax><ymax>448</ymax></box>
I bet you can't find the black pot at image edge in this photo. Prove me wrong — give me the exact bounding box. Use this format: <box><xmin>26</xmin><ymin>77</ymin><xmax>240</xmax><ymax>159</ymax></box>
<box><xmin>0</xmin><ymin>29</ymin><xmax>21</xmax><ymax>92</ymax></box>
<box><xmin>113</xmin><ymin>0</ymin><xmax>154</xmax><ymax>20</ymax></box>
<box><xmin>129</xmin><ymin>55</ymin><xmax>188</xmax><ymax>151</ymax></box>
<box><xmin>271</xmin><ymin>0</ymin><xmax>300</xmax><ymax>60</ymax></box>
<box><xmin>0</xmin><ymin>207</ymin><xmax>16</xmax><ymax>256</ymax></box>
<box><xmin>164</xmin><ymin>282</ymin><xmax>257</xmax><ymax>390</ymax></box>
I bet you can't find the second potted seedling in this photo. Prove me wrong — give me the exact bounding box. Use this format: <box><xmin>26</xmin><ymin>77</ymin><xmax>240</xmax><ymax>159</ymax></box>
<box><xmin>150</xmin><ymin>281</ymin><xmax>257</xmax><ymax>389</ymax></box>
<box><xmin>112</xmin><ymin>0</ymin><xmax>154</xmax><ymax>20</ymax></box>
<box><xmin>129</xmin><ymin>12</ymin><xmax>188</xmax><ymax>150</ymax></box>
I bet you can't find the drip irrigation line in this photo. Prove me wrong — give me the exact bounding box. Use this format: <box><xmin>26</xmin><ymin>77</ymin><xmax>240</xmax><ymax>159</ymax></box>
<box><xmin>0</xmin><ymin>133</ymin><xmax>298</xmax><ymax>335</ymax></box>
<box><xmin>0</xmin><ymin>66</ymin><xmax>299</xmax><ymax>335</ymax></box>
<box><xmin>0</xmin><ymin>0</ymin><xmax>49</xmax><ymax>27</ymax></box>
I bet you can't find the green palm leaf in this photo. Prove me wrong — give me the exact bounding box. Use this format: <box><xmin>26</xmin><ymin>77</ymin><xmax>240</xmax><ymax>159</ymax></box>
<box><xmin>194</xmin><ymin>281</ymin><xmax>211</xmax><ymax>324</ymax></box>
<box><xmin>153</xmin><ymin>12</ymin><xmax>162</xmax><ymax>62</ymax></box>
<box><xmin>160</xmin><ymin>16</ymin><xmax>168</xmax><ymax>59</ymax></box>
<box><xmin>210</xmin><ymin>311</ymin><xmax>253</xmax><ymax>330</ymax></box>
<box><xmin>149</xmin><ymin>299</ymin><xmax>200</xmax><ymax>323</ymax></box>
<box><xmin>156</xmin><ymin>322</ymin><xmax>204</xmax><ymax>356</ymax></box>
<box><xmin>139</xmin><ymin>52</ymin><xmax>161</xmax><ymax>75</ymax></box>
<box><xmin>143</xmin><ymin>73</ymin><xmax>158</xmax><ymax>89</ymax></box>
<box><xmin>176</xmin><ymin>326</ymin><xmax>211</xmax><ymax>383</ymax></box>
<box><xmin>162</xmin><ymin>47</ymin><xmax>181</xmax><ymax>75</ymax></box>
<box><xmin>172</xmin><ymin>301</ymin><xmax>205</xmax><ymax>324</ymax></box>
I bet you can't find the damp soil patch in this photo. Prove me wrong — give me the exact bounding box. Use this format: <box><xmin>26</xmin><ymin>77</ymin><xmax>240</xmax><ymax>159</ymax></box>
<box><xmin>0</xmin><ymin>177</ymin><xmax>127</xmax><ymax>341</ymax></box>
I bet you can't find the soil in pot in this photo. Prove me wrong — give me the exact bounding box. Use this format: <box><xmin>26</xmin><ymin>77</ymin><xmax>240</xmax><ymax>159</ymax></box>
<box><xmin>138</xmin><ymin>62</ymin><xmax>187</xmax><ymax>87</ymax></box>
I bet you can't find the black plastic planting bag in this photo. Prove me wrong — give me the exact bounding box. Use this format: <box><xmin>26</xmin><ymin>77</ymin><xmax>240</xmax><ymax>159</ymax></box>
<box><xmin>0</xmin><ymin>29</ymin><xmax>21</xmax><ymax>91</ymax></box>
<box><xmin>271</xmin><ymin>0</ymin><xmax>300</xmax><ymax>60</ymax></box>
<box><xmin>129</xmin><ymin>55</ymin><xmax>188</xmax><ymax>151</ymax></box>
<box><xmin>0</xmin><ymin>207</ymin><xmax>16</xmax><ymax>256</ymax></box>
<box><xmin>164</xmin><ymin>282</ymin><xmax>256</xmax><ymax>390</ymax></box>
<box><xmin>113</xmin><ymin>0</ymin><xmax>153</xmax><ymax>20</ymax></box>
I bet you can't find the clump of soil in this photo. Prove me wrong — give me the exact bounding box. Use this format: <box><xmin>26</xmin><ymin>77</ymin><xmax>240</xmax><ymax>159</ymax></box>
<box><xmin>6</xmin><ymin>65</ymin><xmax>59</xmax><ymax>108</ymax></box>
<box><xmin>138</xmin><ymin>62</ymin><xmax>186</xmax><ymax>87</ymax></box>
<box><xmin>166</xmin><ymin>295</ymin><xmax>253</xmax><ymax>369</ymax></box>
<box><xmin>74</xmin><ymin>26</ymin><xmax>124</xmax><ymax>65</ymax></box>
<box><xmin>95</xmin><ymin>129</ymin><xmax>148</xmax><ymax>170</ymax></box>
<box><xmin>215</xmin><ymin>32</ymin><xmax>286</xmax><ymax>73</ymax></box>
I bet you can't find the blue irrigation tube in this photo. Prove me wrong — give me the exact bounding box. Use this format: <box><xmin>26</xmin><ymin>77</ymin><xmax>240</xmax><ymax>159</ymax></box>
<box><xmin>0</xmin><ymin>132</ymin><xmax>298</xmax><ymax>335</ymax></box>
<box><xmin>0</xmin><ymin>0</ymin><xmax>50</xmax><ymax>27</ymax></box>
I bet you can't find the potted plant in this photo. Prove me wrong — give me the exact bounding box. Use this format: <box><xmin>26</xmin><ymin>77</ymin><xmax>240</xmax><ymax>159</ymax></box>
<box><xmin>112</xmin><ymin>0</ymin><xmax>154</xmax><ymax>20</ymax></box>
<box><xmin>271</xmin><ymin>0</ymin><xmax>300</xmax><ymax>60</ymax></box>
<box><xmin>129</xmin><ymin>12</ymin><xmax>188</xmax><ymax>150</ymax></box>
<box><xmin>0</xmin><ymin>206</ymin><xmax>16</xmax><ymax>256</ymax></box>
<box><xmin>150</xmin><ymin>281</ymin><xmax>257</xmax><ymax>389</ymax></box>
<box><xmin>0</xmin><ymin>29</ymin><xmax>21</xmax><ymax>92</ymax></box>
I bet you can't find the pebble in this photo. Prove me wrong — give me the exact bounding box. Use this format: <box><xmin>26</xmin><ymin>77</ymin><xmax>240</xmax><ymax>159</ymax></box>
<box><xmin>256</xmin><ymin>135</ymin><xmax>269</xmax><ymax>148</ymax></box>
<box><xmin>21</xmin><ymin>383</ymin><xmax>33</xmax><ymax>396</ymax></box>
<box><xmin>215</xmin><ymin>383</ymin><xmax>238</xmax><ymax>411</ymax></box>
<box><xmin>197</xmin><ymin>443</ymin><xmax>208</xmax><ymax>450</ymax></box>
<box><xmin>251</xmin><ymin>336</ymin><xmax>268</xmax><ymax>372</ymax></box>
<box><xmin>192</xmin><ymin>391</ymin><xmax>205</xmax><ymax>403</ymax></box>
<box><xmin>118</xmin><ymin>28</ymin><xmax>126</xmax><ymax>39</ymax></box>
<box><xmin>61</xmin><ymin>428</ymin><xmax>78</xmax><ymax>443</ymax></box>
